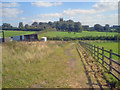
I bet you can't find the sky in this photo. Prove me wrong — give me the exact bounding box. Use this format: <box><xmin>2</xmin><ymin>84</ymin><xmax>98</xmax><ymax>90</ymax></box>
<box><xmin>0</xmin><ymin>1</ymin><xmax>119</xmax><ymax>27</ymax></box>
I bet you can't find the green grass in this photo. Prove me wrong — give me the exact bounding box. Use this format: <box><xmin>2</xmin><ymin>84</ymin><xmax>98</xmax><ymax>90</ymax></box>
<box><xmin>38</xmin><ymin>31</ymin><xmax>118</xmax><ymax>38</ymax></box>
<box><xmin>2</xmin><ymin>41</ymin><xmax>88</xmax><ymax>88</ymax></box>
<box><xmin>87</xmin><ymin>41</ymin><xmax>119</xmax><ymax>62</ymax></box>
<box><xmin>89</xmin><ymin>41</ymin><xmax>118</xmax><ymax>54</ymax></box>
<box><xmin>1</xmin><ymin>31</ymin><xmax>37</xmax><ymax>37</ymax></box>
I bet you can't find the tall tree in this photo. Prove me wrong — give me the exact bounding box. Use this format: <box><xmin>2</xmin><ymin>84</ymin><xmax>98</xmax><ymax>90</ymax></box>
<box><xmin>94</xmin><ymin>24</ymin><xmax>104</xmax><ymax>32</ymax></box>
<box><xmin>104</xmin><ymin>24</ymin><xmax>110</xmax><ymax>32</ymax></box>
<box><xmin>18</xmin><ymin>22</ymin><xmax>24</xmax><ymax>29</ymax></box>
<box><xmin>104</xmin><ymin>24</ymin><xmax>110</xmax><ymax>36</ymax></box>
<box><xmin>25</xmin><ymin>24</ymin><xmax>31</xmax><ymax>29</ymax></box>
<box><xmin>61</xmin><ymin>23</ymin><xmax>68</xmax><ymax>31</ymax></box>
<box><xmin>68</xmin><ymin>23</ymin><xmax>74</xmax><ymax>32</ymax></box>
<box><xmin>74</xmin><ymin>22</ymin><xmax>82</xmax><ymax>32</ymax></box>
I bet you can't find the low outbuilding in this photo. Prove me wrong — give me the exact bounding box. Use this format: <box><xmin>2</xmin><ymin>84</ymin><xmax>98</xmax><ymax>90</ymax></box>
<box><xmin>11</xmin><ymin>35</ymin><xmax>24</xmax><ymax>41</ymax></box>
<box><xmin>40</xmin><ymin>37</ymin><xmax>47</xmax><ymax>42</ymax></box>
<box><xmin>24</xmin><ymin>34</ymin><xmax>38</xmax><ymax>41</ymax></box>
<box><xmin>11</xmin><ymin>34</ymin><xmax>38</xmax><ymax>41</ymax></box>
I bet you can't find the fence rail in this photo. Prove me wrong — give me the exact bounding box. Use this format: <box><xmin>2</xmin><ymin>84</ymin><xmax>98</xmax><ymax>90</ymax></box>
<box><xmin>79</xmin><ymin>41</ymin><xmax>120</xmax><ymax>81</ymax></box>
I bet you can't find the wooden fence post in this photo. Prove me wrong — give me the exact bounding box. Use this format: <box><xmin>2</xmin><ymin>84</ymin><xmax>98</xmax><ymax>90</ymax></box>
<box><xmin>2</xmin><ymin>31</ymin><xmax>5</xmax><ymax>42</ymax></box>
<box><xmin>94</xmin><ymin>45</ymin><xmax>95</xmax><ymax>59</ymax></box>
<box><xmin>109</xmin><ymin>49</ymin><xmax>112</xmax><ymax>72</ymax></box>
<box><xmin>97</xmin><ymin>46</ymin><xmax>99</xmax><ymax>62</ymax></box>
<box><xmin>102</xmin><ymin>47</ymin><xmax>104</xmax><ymax>66</ymax></box>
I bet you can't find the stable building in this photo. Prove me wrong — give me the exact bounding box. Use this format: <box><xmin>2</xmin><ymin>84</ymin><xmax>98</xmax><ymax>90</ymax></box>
<box><xmin>11</xmin><ymin>34</ymin><xmax>38</xmax><ymax>41</ymax></box>
<box><xmin>24</xmin><ymin>34</ymin><xmax>38</xmax><ymax>41</ymax></box>
<box><xmin>11</xmin><ymin>35</ymin><xmax>24</xmax><ymax>41</ymax></box>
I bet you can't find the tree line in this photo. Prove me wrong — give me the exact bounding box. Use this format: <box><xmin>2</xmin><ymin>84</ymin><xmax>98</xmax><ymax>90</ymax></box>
<box><xmin>1</xmin><ymin>18</ymin><xmax>120</xmax><ymax>32</ymax></box>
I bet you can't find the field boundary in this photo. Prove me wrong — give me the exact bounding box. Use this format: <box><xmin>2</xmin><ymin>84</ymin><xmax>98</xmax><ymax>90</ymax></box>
<box><xmin>79</xmin><ymin>41</ymin><xmax>120</xmax><ymax>81</ymax></box>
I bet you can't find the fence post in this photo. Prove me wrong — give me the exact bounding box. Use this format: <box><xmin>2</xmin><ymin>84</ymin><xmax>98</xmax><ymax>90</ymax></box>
<box><xmin>97</xmin><ymin>46</ymin><xmax>99</xmax><ymax>62</ymax></box>
<box><xmin>109</xmin><ymin>49</ymin><xmax>112</xmax><ymax>73</ymax></box>
<box><xmin>102</xmin><ymin>47</ymin><xmax>104</xmax><ymax>66</ymax></box>
<box><xmin>94</xmin><ymin>45</ymin><xmax>95</xmax><ymax>59</ymax></box>
<box><xmin>2</xmin><ymin>31</ymin><xmax>5</xmax><ymax>42</ymax></box>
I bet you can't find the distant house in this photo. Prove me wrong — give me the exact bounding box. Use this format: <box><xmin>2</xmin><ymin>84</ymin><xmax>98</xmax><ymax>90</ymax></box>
<box><xmin>41</xmin><ymin>37</ymin><xmax>47</xmax><ymax>42</ymax></box>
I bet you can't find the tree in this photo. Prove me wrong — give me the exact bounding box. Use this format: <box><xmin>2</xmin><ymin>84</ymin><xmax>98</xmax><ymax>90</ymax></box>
<box><xmin>61</xmin><ymin>23</ymin><xmax>68</xmax><ymax>31</ymax></box>
<box><xmin>48</xmin><ymin>21</ymin><xmax>52</xmax><ymax>26</ymax></box>
<box><xmin>82</xmin><ymin>25</ymin><xmax>89</xmax><ymax>31</ymax></box>
<box><xmin>104</xmin><ymin>24</ymin><xmax>110</xmax><ymax>36</ymax></box>
<box><xmin>104</xmin><ymin>24</ymin><xmax>110</xmax><ymax>32</ymax></box>
<box><xmin>74</xmin><ymin>22</ymin><xmax>82</xmax><ymax>32</ymax></box>
<box><xmin>2</xmin><ymin>23</ymin><xmax>12</xmax><ymax>29</ymax></box>
<box><xmin>39</xmin><ymin>22</ymin><xmax>43</xmax><ymax>25</ymax></box>
<box><xmin>56</xmin><ymin>22</ymin><xmax>61</xmax><ymax>30</ymax></box>
<box><xmin>32</xmin><ymin>22</ymin><xmax>38</xmax><ymax>26</ymax></box>
<box><xmin>68</xmin><ymin>23</ymin><xmax>74</xmax><ymax>33</ymax></box>
<box><xmin>18</xmin><ymin>22</ymin><xmax>24</xmax><ymax>29</ymax></box>
<box><xmin>25</xmin><ymin>24</ymin><xmax>31</xmax><ymax>30</ymax></box>
<box><xmin>94</xmin><ymin>24</ymin><xmax>104</xmax><ymax>32</ymax></box>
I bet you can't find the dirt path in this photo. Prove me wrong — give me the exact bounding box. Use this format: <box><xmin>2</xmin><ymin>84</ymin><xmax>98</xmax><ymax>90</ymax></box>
<box><xmin>64</xmin><ymin>43</ymin><xmax>89</xmax><ymax>88</ymax></box>
<box><xmin>66</xmin><ymin>46</ymin><xmax>76</xmax><ymax>68</ymax></box>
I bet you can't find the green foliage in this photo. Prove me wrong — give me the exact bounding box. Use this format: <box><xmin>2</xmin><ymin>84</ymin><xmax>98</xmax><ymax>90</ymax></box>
<box><xmin>94</xmin><ymin>24</ymin><xmax>104</xmax><ymax>32</ymax></box>
<box><xmin>18</xmin><ymin>22</ymin><xmax>24</xmax><ymax>29</ymax></box>
<box><xmin>2</xmin><ymin>23</ymin><xmax>13</xmax><ymax>29</ymax></box>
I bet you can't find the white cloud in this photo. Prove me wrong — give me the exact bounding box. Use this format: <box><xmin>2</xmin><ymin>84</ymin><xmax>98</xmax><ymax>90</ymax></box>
<box><xmin>63</xmin><ymin>9</ymin><xmax>95</xmax><ymax>15</ymax></box>
<box><xmin>31</xmin><ymin>2</ymin><xmax>62</xmax><ymax>7</ymax></box>
<box><xmin>2</xmin><ymin>2</ymin><xmax>19</xmax><ymax>7</ymax></box>
<box><xmin>39</xmin><ymin>13</ymin><xmax>61</xmax><ymax>18</ymax></box>
<box><xmin>53</xmin><ymin>2</ymin><xmax>62</xmax><ymax>6</ymax></box>
<box><xmin>93</xmin><ymin>2</ymin><xmax>118</xmax><ymax>12</ymax></box>
<box><xmin>21</xmin><ymin>17</ymin><xmax>26</xmax><ymax>20</ymax></box>
<box><xmin>62</xmin><ymin>2</ymin><xmax>118</xmax><ymax>16</ymax></box>
<box><xmin>79</xmin><ymin>14</ymin><xmax>118</xmax><ymax>26</ymax></box>
<box><xmin>3</xmin><ymin>8</ymin><xmax>23</xmax><ymax>18</ymax></box>
<box><xmin>1</xmin><ymin>2</ymin><xmax>23</xmax><ymax>18</ymax></box>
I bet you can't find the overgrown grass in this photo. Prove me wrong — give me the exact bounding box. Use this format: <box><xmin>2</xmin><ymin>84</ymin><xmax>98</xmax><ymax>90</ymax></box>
<box><xmin>2</xmin><ymin>41</ymin><xmax>88</xmax><ymax>88</ymax></box>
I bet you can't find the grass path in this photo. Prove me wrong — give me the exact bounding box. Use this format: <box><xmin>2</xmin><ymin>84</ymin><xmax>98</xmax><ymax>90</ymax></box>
<box><xmin>2</xmin><ymin>41</ymin><xmax>113</xmax><ymax>88</ymax></box>
<box><xmin>31</xmin><ymin>42</ymin><xmax>90</xmax><ymax>88</ymax></box>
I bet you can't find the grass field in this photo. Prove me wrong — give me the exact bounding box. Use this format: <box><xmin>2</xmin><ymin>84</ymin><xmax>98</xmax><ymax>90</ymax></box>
<box><xmin>38</xmin><ymin>31</ymin><xmax>118</xmax><ymax>38</ymax></box>
<box><xmin>89</xmin><ymin>41</ymin><xmax>118</xmax><ymax>54</ymax></box>
<box><xmin>1</xmin><ymin>31</ymin><xmax>118</xmax><ymax>39</ymax></box>
<box><xmin>86</xmin><ymin>41</ymin><xmax>119</xmax><ymax>60</ymax></box>
<box><xmin>1</xmin><ymin>31</ymin><xmax>37</xmax><ymax>37</ymax></box>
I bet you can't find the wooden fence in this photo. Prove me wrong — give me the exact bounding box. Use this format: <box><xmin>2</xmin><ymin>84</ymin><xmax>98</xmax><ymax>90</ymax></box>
<box><xmin>79</xmin><ymin>41</ymin><xmax>120</xmax><ymax>81</ymax></box>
